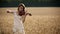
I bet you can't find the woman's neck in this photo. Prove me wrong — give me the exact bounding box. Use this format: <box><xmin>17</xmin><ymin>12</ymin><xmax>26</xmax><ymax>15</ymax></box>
<box><xmin>17</xmin><ymin>11</ymin><xmax>25</xmax><ymax>16</ymax></box>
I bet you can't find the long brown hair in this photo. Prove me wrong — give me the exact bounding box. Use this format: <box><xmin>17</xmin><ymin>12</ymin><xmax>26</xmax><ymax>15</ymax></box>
<box><xmin>18</xmin><ymin>3</ymin><xmax>25</xmax><ymax>11</ymax></box>
<box><xmin>18</xmin><ymin>3</ymin><xmax>25</xmax><ymax>16</ymax></box>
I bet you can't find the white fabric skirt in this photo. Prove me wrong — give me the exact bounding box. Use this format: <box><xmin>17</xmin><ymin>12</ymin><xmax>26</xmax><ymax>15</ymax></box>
<box><xmin>13</xmin><ymin>19</ymin><xmax>25</xmax><ymax>34</ymax></box>
<box><xmin>13</xmin><ymin>13</ymin><xmax>25</xmax><ymax>34</ymax></box>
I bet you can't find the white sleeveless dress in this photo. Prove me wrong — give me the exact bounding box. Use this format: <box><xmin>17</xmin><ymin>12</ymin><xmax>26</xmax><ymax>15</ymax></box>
<box><xmin>13</xmin><ymin>12</ymin><xmax>25</xmax><ymax>34</ymax></box>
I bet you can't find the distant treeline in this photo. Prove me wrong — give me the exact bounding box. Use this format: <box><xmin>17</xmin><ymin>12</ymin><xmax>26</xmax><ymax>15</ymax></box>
<box><xmin>0</xmin><ymin>0</ymin><xmax>60</xmax><ymax>7</ymax></box>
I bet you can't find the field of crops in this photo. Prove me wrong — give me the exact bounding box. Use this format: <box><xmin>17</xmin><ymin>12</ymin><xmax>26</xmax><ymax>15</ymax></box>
<box><xmin>0</xmin><ymin>7</ymin><xmax>60</xmax><ymax>34</ymax></box>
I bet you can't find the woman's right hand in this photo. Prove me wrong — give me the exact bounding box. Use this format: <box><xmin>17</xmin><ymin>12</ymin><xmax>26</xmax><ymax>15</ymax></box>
<box><xmin>7</xmin><ymin>11</ymin><xmax>10</xmax><ymax>13</ymax></box>
<box><xmin>6</xmin><ymin>9</ymin><xmax>11</xmax><ymax>13</ymax></box>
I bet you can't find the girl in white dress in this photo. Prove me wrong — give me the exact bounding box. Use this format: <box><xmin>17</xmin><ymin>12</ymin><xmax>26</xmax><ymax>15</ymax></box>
<box><xmin>7</xmin><ymin>3</ymin><xmax>32</xmax><ymax>34</ymax></box>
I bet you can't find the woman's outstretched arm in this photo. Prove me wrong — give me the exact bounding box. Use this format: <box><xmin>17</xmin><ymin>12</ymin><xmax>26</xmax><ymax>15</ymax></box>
<box><xmin>6</xmin><ymin>9</ymin><xmax>16</xmax><ymax>13</ymax></box>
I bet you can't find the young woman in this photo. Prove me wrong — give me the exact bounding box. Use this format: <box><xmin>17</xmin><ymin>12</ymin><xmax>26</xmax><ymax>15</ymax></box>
<box><xmin>7</xmin><ymin>3</ymin><xmax>32</xmax><ymax>34</ymax></box>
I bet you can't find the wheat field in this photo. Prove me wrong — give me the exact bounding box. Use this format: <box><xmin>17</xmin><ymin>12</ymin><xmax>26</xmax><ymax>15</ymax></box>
<box><xmin>0</xmin><ymin>7</ymin><xmax>60</xmax><ymax>34</ymax></box>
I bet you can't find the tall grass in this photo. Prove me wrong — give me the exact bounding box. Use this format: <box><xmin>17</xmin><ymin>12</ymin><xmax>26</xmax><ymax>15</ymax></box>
<box><xmin>0</xmin><ymin>7</ymin><xmax>60</xmax><ymax>34</ymax></box>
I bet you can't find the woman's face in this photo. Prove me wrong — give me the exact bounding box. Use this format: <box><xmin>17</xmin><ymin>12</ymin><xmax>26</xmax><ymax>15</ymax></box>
<box><xmin>18</xmin><ymin>6</ymin><xmax>25</xmax><ymax>16</ymax></box>
<box><xmin>18</xmin><ymin>6</ymin><xmax>24</xmax><ymax>11</ymax></box>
